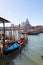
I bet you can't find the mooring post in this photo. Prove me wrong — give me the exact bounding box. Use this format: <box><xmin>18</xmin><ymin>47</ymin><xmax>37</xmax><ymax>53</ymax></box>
<box><xmin>19</xmin><ymin>24</ymin><xmax>21</xmax><ymax>40</ymax></box>
<box><xmin>19</xmin><ymin>45</ymin><xmax>22</xmax><ymax>54</ymax></box>
<box><xmin>1</xmin><ymin>48</ymin><xmax>3</xmax><ymax>59</ymax></box>
<box><xmin>0</xmin><ymin>43</ymin><xmax>3</xmax><ymax>59</ymax></box>
<box><xmin>3</xmin><ymin>22</ymin><xmax>5</xmax><ymax>49</ymax></box>
<box><xmin>41</xmin><ymin>47</ymin><xmax>43</xmax><ymax>58</ymax></box>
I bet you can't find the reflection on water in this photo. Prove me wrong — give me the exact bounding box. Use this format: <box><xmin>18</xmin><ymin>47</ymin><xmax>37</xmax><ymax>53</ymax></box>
<box><xmin>0</xmin><ymin>33</ymin><xmax>43</xmax><ymax>65</ymax></box>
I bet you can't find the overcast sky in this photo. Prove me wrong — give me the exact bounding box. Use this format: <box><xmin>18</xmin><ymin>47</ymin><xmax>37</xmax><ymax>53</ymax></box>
<box><xmin>0</xmin><ymin>0</ymin><xmax>43</xmax><ymax>26</ymax></box>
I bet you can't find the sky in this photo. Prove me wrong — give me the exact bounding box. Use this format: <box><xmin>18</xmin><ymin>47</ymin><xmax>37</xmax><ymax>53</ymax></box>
<box><xmin>0</xmin><ymin>0</ymin><xmax>43</xmax><ymax>26</ymax></box>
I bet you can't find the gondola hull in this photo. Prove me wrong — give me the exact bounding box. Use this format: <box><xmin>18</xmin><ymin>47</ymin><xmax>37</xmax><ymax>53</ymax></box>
<box><xmin>3</xmin><ymin>42</ymin><xmax>25</xmax><ymax>55</ymax></box>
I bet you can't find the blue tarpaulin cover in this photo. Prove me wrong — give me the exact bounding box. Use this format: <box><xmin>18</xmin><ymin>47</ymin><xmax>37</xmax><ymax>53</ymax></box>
<box><xmin>4</xmin><ymin>43</ymin><xmax>20</xmax><ymax>51</ymax></box>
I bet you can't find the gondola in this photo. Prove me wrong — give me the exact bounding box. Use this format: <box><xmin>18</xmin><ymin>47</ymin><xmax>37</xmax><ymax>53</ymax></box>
<box><xmin>3</xmin><ymin>38</ymin><xmax>25</xmax><ymax>55</ymax></box>
<box><xmin>28</xmin><ymin>31</ymin><xmax>39</xmax><ymax>35</ymax></box>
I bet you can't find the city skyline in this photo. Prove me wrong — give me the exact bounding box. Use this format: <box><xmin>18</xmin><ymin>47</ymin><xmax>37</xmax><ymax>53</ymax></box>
<box><xmin>0</xmin><ymin>0</ymin><xmax>43</xmax><ymax>27</ymax></box>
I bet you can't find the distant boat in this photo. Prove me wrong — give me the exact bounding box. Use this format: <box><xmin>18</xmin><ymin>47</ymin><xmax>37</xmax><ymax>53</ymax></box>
<box><xmin>28</xmin><ymin>31</ymin><xmax>39</xmax><ymax>35</ymax></box>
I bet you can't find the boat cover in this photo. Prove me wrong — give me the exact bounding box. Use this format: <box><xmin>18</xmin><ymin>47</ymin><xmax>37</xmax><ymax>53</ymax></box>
<box><xmin>4</xmin><ymin>43</ymin><xmax>20</xmax><ymax>51</ymax></box>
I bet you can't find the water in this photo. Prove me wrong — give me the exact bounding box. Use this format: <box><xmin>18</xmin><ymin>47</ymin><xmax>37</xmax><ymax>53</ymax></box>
<box><xmin>0</xmin><ymin>33</ymin><xmax>43</xmax><ymax>65</ymax></box>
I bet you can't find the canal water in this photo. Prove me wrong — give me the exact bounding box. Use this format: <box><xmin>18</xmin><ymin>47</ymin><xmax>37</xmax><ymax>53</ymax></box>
<box><xmin>0</xmin><ymin>33</ymin><xmax>43</xmax><ymax>65</ymax></box>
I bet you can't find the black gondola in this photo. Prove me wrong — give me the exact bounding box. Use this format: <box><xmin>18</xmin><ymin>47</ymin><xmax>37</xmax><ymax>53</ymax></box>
<box><xmin>3</xmin><ymin>38</ymin><xmax>25</xmax><ymax>55</ymax></box>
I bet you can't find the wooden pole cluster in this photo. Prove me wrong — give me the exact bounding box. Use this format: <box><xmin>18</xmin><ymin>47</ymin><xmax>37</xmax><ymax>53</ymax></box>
<box><xmin>0</xmin><ymin>17</ymin><xmax>10</xmax><ymax>58</ymax></box>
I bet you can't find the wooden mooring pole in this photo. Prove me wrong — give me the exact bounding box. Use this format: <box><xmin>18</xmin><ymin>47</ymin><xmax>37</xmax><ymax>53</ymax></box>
<box><xmin>0</xmin><ymin>43</ymin><xmax>3</xmax><ymax>59</ymax></box>
<box><xmin>41</xmin><ymin>47</ymin><xmax>43</xmax><ymax>58</ymax></box>
<box><xmin>1</xmin><ymin>48</ymin><xmax>3</xmax><ymax>59</ymax></box>
<box><xmin>19</xmin><ymin>45</ymin><xmax>22</xmax><ymax>54</ymax></box>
